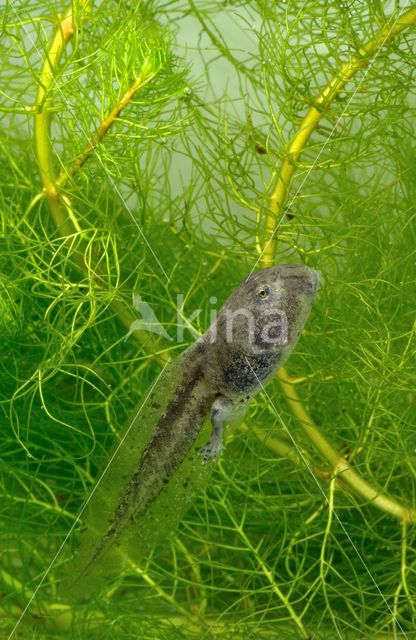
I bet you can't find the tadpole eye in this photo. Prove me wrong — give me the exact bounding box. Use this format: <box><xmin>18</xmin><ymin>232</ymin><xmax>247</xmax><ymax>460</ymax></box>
<box><xmin>255</xmin><ymin>285</ymin><xmax>272</xmax><ymax>300</ymax></box>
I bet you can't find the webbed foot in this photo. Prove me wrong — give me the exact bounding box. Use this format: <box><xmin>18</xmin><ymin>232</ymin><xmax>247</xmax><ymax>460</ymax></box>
<box><xmin>197</xmin><ymin>439</ymin><xmax>223</xmax><ymax>464</ymax></box>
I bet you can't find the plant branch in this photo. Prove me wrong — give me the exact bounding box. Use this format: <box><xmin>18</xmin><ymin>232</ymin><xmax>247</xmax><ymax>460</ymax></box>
<box><xmin>258</xmin><ymin>6</ymin><xmax>416</xmax><ymax>523</ymax></box>
<box><xmin>32</xmin><ymin>3</ymin><xmax>350</xmax><ymax>493</ymax></box>
<box><xmin>261</xmin><ymin>5</ymin><xmax>416</xmax><ymax>266</ymax></box>
<box><xmin>34</xmin><ymin>5</ymin><xmax>84</xmax><ymax>235</ymax></box>
<box><xmin>34</xmin><ymin>0</ymin><xmax>416</xmax><ymax>538</ymax></box>
<box><xmin>36</xmin><ymin>3</ymin><xmax>416</xmax><ymax>527</ymax></box>
<box><xmin>278</xmin><ymin>371</ymin><xmax>416</xmax><ymax>523</ymax></box>
<box><xmin>33</xmin><ymin>2</ymin><xmax>167</xmax><ymax>361</ymax></box>
<box><xmin>54</xmin><ymin>65</ymin><xmax>158</xmax><ymax>191</ymax></box>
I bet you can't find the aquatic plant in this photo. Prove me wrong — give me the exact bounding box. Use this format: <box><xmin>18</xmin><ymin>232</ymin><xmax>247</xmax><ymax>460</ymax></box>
<box><xmin>1</xmin><ymin>1</ymin><xmax>415</xmax><ymax>637</ymax></box>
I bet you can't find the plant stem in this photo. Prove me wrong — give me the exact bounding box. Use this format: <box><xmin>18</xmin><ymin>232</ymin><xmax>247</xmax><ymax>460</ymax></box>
<box><xmin>35</xmin><ymin>0</ymin><xmax>416</xmax><ymax>521</ymax></box>
<box><xmin>34</xmin><ymin>5</ymin><xmax>81</xmax><ymax>235</ymax></box>
<box><xmin>8</xmin><ymin>5</ymin><xmax>167</xmax><ymax>634</ymax></box>
<box><xmin>261</xmin><ymin>6</ymin><xmax>416</xmax><ymax>522</ymax></box>
<box><xmin>228</xmin><ymin>510</ymin><xmax>310</xmax><ymax>637</ymax></box>
<box><xmin>278</xmin><ymin>371</ymin><xmax>416</xmax><ymax>523</ymax></box>
<box><xmin>261</xmin><ymin>5</ymin><xmax>416</xmax><ymax>266</ymax></box>
<box><xmin>33</xmin><ymin>2</ymin><xmax>166</xmax><ymax>360</ymax></box>
<box><xmin>238</xmin><ymin>422</ymin><xmax>330</xmax><ymax>480</ymax></box>
<box><xmin>0</xmin><ymin>566</ymin><xmax>73</xmax><ymax>634</ymax></box>
<box><xmin>35</xmin><ymin>0</ymin><xmax>416</xmax><ymax>528</ymax></box>
<box><xmin>54</xmin><ymin>67</ymin><xmax>158</xmax><ymax>191</ymax></box>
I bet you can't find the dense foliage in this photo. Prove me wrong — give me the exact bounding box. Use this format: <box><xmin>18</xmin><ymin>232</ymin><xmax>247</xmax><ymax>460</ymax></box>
<box><xmin>1</xmin><ymin>1</ymin><xmax>415</xmax><ymax>638</ymax></box>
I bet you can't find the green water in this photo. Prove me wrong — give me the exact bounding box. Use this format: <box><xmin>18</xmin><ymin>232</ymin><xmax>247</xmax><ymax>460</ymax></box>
<box><xmin>1</xmin><ymin>1</ymin><xmax>416</xmax><ymax>638</ymax></box>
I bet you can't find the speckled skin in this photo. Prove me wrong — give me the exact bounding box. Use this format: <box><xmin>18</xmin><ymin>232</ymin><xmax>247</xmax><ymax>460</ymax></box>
<box><xmin>195</xmin><ymin>264</ymin><xmax>319</xmax><ymax>458</ymax></box>
<box><xmin>201</xmin><ymin>264</ymin><xmax>318</xmax><ymax>391</ymax></box>
<box><xmin>79</xmin><ymin>264</ymin><xmax>318</xmax><ymax>575</ymax></box>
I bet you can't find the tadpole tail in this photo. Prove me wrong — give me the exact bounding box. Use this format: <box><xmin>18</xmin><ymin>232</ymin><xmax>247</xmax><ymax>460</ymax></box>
<box><xmin>68</xmin><ymin>368</ymin><xmax>211</xmax><ymax>592</ymax></box>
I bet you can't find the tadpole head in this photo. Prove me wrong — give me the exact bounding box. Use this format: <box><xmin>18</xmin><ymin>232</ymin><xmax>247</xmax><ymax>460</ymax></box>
<box><xmin>246</xmin><ymin>264</ymin><xmax>319</xmax><ymax>301</ymax></box>
<box><xmin>215</xmin><ymin>264</ymin><xmax>319</xmax><ymax>354</ymax></box>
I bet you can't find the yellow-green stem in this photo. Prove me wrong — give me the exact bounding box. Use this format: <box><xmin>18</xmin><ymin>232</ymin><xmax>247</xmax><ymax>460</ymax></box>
<box><xmin>262</xmin><ymin>5</ymin><xmax>416</xmax><ymax>266</ymax></box>
<box><xmin>9</xmin><ymin>3</ymin><xmax>416</xmax><ymax>636</ymax></box>
<box><xmin>261</xmin><ymin>6</ymin><xmax>416</xmax><ymax>522</ymax></box>
<box><xmin>55</xmin><ymin>69</ymin><xmax>157</xmax><ymax>191</ymax></box>
<box><xmin>34</xmin><ymin>6</ymin><xmax>78</xmax><ymax>235</ymax></box>
<box><xmin>278</xmin><ymin>372</ymin><xmax>416</xmax><ymax>523</ymax></box>
<box><xmin>33</xmin><ymin>3</ymin><xmax>166</xmax><ymax>361</ymax></box>
<box><xmin>230</xmin><ymin>511</ymin><xmax>310</xmax><ymax>637</ymax></box>
<box><xmin>36</xmin><ymin>0</ymin><xmax>416</xmax><ymax>529</ymax></box>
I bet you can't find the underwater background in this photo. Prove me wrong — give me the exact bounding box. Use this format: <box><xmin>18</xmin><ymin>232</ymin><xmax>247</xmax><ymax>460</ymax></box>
<box><xmin>1</xmin><ymin>1</ymin><xmax>416</xmax><ymax>638</ymax></box>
